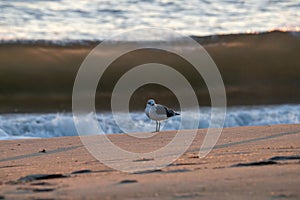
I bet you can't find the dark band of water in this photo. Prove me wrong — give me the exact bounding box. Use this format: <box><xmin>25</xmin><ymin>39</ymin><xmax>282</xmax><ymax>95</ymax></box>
<box><xmin>0</xmin><ymin>31</ymin><xmax>299</xmax><ymax>113</ymax></box>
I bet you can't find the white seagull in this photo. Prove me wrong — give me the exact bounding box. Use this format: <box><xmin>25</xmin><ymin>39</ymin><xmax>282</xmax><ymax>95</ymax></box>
<box><xmin>145</xmin><ymin>99</ymin><xmax>180</xmax><ymax>132</ymax></box>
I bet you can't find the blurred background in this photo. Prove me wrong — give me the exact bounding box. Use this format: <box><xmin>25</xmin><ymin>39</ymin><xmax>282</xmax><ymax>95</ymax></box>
<box><xmin>0</xmin><ymin>0</ymin><xmax>299</xmax><ymax>139</ymax></box>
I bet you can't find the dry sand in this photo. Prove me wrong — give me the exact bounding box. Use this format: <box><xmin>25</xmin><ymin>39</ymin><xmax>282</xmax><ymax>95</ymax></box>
<box><xmin>0</xmin><ymin>124</ymin><xmax>300</xmax><ymax>199</ymax></box>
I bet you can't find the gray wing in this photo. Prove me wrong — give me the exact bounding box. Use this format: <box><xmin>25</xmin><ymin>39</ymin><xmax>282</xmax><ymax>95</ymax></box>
<box><xmin>155</xmin><ymin>104</ymin><xmax>168</xmax><ymax>115</ymax></box>
<box><xmin>157</xmin><ymin>104</ymin><xmax>179</xmax><ymax>117</ymax></box>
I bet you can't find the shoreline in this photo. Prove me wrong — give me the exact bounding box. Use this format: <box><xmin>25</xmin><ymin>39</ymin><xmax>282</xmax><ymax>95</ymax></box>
<box><xmin>1</xmin><ymin>124</ymin><xmax>299</xmax><ymax>199</ymax></box>
<box><xmin>0</xmin><ymin>104</ymin><xmax>299</xmax><ymax>140</ymax></box>
<box><xmin>0</xmin><ymin>30</ymin><xmax>299</xmax><ymax>45</ymax></box>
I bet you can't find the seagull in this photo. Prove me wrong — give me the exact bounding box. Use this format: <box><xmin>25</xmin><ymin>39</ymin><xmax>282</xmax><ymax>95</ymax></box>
<box><xmin>145</xmin><ymin>99</ymin><xmax>180</xmax><ymax>132</ymax></box>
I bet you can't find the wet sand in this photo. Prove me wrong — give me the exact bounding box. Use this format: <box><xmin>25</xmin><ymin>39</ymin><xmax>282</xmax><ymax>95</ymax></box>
<box><xmin>0</xmin><ymin>124</ymin><xmax>300</xmax><ymax>199</ymax></box>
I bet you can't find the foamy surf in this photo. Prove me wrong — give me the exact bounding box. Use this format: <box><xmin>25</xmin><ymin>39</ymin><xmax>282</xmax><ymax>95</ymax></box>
<box><xmin>0</xmin><ymin>104</ymin><xmax>299</xmax><ymax>140</ymax></box>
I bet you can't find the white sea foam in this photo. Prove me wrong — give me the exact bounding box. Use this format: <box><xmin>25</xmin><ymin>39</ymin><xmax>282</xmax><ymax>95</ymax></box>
<box><xmin>0</xmin><ymin>104</ymin><xmax>299</xmax><ymax>140</ymax></box>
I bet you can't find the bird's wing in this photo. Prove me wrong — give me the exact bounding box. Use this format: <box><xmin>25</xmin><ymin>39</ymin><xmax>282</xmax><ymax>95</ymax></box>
<box><xmin>165</xmin><ymin>107</ymin><xmax>176</xmax><ymax>117</ymax></box>
<box><xmin>155</xmin><ymin>104</ymin><xmax>168</xmax><ymax>115</ymax></box>
<box><xmin>159</xmin><ymin>105</ymin><xmax>179</xmax><ymax>117</ymax></box>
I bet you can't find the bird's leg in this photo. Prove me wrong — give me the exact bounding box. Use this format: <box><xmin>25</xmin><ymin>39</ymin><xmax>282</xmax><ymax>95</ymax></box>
<box><xmin>158</xmin><ymin>121</ymin><xmax>161</xmax><ymax>132</ymax></box>
<box><xmin>155</xmin><ymin>121</ymin><xmax>158</xmax><ymax>132</ymax></box>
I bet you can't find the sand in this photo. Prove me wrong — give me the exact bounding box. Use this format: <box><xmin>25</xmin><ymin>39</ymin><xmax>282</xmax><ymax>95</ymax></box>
<box><xmin>0</xmin><ymin>124</ymin><xmax>300</xmax><ymax>199</ymax></box>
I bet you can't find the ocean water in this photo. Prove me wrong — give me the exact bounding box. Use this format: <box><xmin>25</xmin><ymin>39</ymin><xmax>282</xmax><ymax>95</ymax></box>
<box><xmin>1</xmin><ymin>1</ymin><xmax>299</xmax><ymax>140</ymax></box>
<box><xmin>0</xmin><ymin>0</ymin><xmax>299</xmax><ymax>41</ymax></box>
<box><xmin>0</xmin><ymin>104</ymin><xmax>299</xmax><ymax>140</ymax></box>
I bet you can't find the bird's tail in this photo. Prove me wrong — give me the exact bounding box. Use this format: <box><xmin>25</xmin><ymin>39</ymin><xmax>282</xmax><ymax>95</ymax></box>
<box><xmin>175</xmin><ymin>112</ymin><xmax>180</xmax><ymax>115</ymax></box>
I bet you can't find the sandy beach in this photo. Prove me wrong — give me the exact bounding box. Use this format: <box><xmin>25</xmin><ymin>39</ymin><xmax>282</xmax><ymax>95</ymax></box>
<box><xmin>1</xmin><ymin>1</ymin><xmax>299</xmax><ymax>199</ymax></box>
<box><xmin>1</xmin><ymin>124</ymin><xmax>299</xmax><ymax>199</ymax></box>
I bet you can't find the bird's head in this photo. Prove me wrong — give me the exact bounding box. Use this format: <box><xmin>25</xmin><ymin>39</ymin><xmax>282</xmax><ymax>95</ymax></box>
<box><xmin>147</xmin><ymin>99</ymin><xmax>155</xmax><ymax>106</ymax></box>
